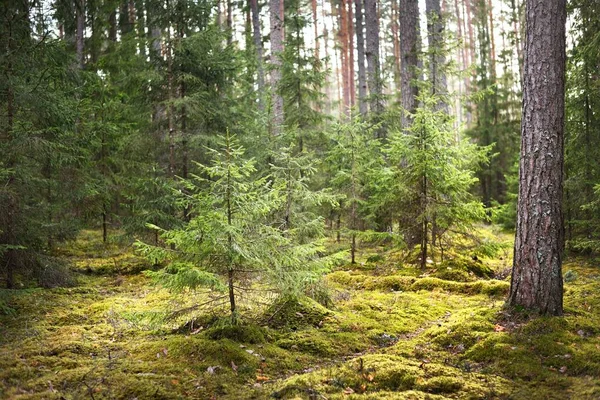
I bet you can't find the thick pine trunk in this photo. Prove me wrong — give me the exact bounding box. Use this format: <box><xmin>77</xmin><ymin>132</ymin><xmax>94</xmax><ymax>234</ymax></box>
<box><xmin>354</xmin><ymin>0</ymin><xmax>368</xmax><ymax>116</ymax></box>
<box><xmin>270</xmin><ymin>0</ymin><xmax>284</xmax><ymax>136</ymax></box>
<box><xmin>509</xmin><ymin>0</ymin><xmax>566</xmax><ymax>316</ymax></box>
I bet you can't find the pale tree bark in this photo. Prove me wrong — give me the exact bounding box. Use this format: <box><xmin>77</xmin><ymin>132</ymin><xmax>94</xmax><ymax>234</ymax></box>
<box><xmin>391</xmin><ymin>0</ymin><xmax>401</xmax><ymax>87</ymax></box>
<box><xmin>347</xmin><ymin>0</ymin><xmax>355</xmax><ymax>108</ymax></box>
<box><xmin>354</xmin><ymin>0</ymin><xmax>368</xmax><ymax>116</ymax></box>
<box><xmin>509</xmin><ymin>0</ymin><xmax>566</xmax><ymax>316</ymax></box>
<box><xmin>312</xmin><ymin>0</ymin><xmax>319</xmax><ymax>60</ymax></box>
<box><xmin>465</xmin><ymin>0</ymin><xmax>475</xmax><ymax>71</ymax></box>
<box><xmin>270</xmin><ymin>0</ymin><xmax>284</xmax><ymax>136</ymax></box>
<box><xmin>339</xmin><ymin>0</ymin><xmax>350</xmax><ymax>115</ymax></box>
<box><xmin>250</xmin><ymin>0</ymin><xmax>265</xmax><ymax>111</ymax></box>
<box><xmin>364</xmin><ymin>0</ymin><xmax>383</xmax><ymax>119</ymax></box>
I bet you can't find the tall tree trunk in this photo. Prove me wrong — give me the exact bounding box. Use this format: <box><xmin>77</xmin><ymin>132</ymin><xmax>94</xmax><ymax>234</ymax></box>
<box><xmin>465</xmin><ymin>0</ymin><xmax>475</xmax><ymax>73</ymax></box>
<box><xmin>250</xmin><ymin>0</ymin><xmax>265</xmax><ymax>111</ymax></box>
<box><xmin>136</xmin><ymin>0</ymin><xmax>146</xmax><ymax>57</ymax></box>
<box><xmin>399</xmin><ymin>0</ymin><xmax>419</xmax><ymax>131</ymax></box>
<box><xmin>339</xmin><ymin>0</ymin><xmax>350</xmax><ymax>116</ymax></box>
<box><xmin>270</xmin><ymin>0</ymin><xmax>284</xmax><ymax>136</ymax></box>
<box><xmin>354</xmin><ymin>0</ymin><xmax>368</xmax><ymax>116</ymax></box>
<box><xmin>509</xmin><ymin>0</ymin><xmax>566</xmax><ymax>316</ymax></box>
<box><xmin>426</xmin><ymin>0</ymin><xmax>447</xmax><ymax>110</ymax></box>
<box><xmin>312</xmin><ymin>0</ymin><xmax>319</xmax><ymax>60</ymax></box>
<box><xmin>391</xmin><ymin>0</ymin><xmax>401</xmax><ymax>88</ymax></box>
<box><xmin>76</xmin><ymin>0</ymin><xmax>85</xmax><ymax>68</ymax></box>
<box><xmin>364</xmin><ymin>0</ymin><xmax>382</xmax><ymax>120</ymax></box>
<box><xmin>227</xmin><ymin>0</ymin><xmax>233</xmax><ymax>45</ymax></box>
<box><xmin>347</xmin><ymin>0</ymin><xmax>355</xmax><ymax>108</ymax></box>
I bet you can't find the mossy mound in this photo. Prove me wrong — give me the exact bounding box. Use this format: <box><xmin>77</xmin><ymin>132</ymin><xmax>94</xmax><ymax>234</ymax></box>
<box><xmin>206</xmin><ymin>323</ymin><xmax>267</xmax><ymax>344</ymax></box>
<box><xmin>264</xmin><ymin>296</ymin><xmax>332</xmax><ymax>330</ymax></box>
<box><xmin>411</xmin><ymin>277</ymin><xmax>509</xmax><ymax>296</ymax></box>
<box><xmin>437</xmin><ymin>256</ymin><xmax>494</xmax><ymax>279</ymax></box>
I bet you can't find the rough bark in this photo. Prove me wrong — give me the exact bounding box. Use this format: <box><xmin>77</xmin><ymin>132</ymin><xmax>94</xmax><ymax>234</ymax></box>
<box><xmin>364</xmin><ymin>0</ymin><xmax>382</xmax><ymax>117</ymax></box>
<box><xmin>250</xmin><ymin>0</ymin><xmax>265</xmax><ymax>111</ymax></box>
<box><xmin>399</xmin><ymin>0</ymin><xmax>419</xmax><ymax>131</ymax></box>
<box><xmin>269</xmin><ymin>0</ymin><xmax>284</xmax><ymax>136</ymax></box>
<box><xmin>354</xmin><ymin>0</ymin><xmax>368</xmax><ymax>116</ymax></box>
<box><xmin>509</xmin><ymin>0</ymin><xmax>566</xmax><ymax>316</ymax></box>
<box><xmin>426</xmin><ymin>0</ymin><xmax>447</xmax><ymax>110</ymax></box>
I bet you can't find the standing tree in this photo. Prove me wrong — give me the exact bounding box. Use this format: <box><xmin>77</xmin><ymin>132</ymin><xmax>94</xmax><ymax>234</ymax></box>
<box><xmin>270</xmin><ymin>0</ymin><xmax>285</xmax><ymax>136</ymax></box>
<box><xmin>508</xmin><ymin>0</ymin><xmax>566</xmax><ymax>315</ymax></box>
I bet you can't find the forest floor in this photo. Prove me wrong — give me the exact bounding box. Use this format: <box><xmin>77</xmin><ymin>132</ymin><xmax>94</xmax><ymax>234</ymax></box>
<box><xmin>1</xmin><ymin>228</ymin><xmax>600</xmax><ymax>399</ymax></box>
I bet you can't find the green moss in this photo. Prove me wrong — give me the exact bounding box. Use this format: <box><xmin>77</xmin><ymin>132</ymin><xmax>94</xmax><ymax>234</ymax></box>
<box><xmin>264</xmin><ymin>296</ymin><xmax>332</xmax><ymax>330</ymax></box>
<box><xmin>418</xmin><ymin>376</ymin><xmax>462</xmax><ymax>394</ymax></box>
<box><xmin>411</xmin><ymin>277</ymin><xmax>509</xmax><ymax>296</ymax></box>
<box><xmin>206</xmin><ymin>324</ymin><xmax>266</xmax><ymax>344</ymax></box>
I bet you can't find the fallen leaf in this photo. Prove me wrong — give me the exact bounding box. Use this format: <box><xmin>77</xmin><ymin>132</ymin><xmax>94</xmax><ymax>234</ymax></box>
<box><xmin>343</xmin><ymin>387</ymin><xmax>355</xmax><ymax>394</ymax></box>
<box><xmin>494</xmin><ymin>324</ymin><xmax>506</xmax><ymax>332</ymax></box>
<box><xmin>162</xmin><ymin>348</ymin><xmax>168</xmax><ymax>356</ymax></box>
<box><xmin>559</xmin><ymin>366</ymin><xmax>568</xmax><ymax>374</ymax></box>
<box><xmin>256</xmin><ymin>375</ymin><xmax>269</xmax><ymax>382</ymax></box>
<box><xmin>207</xmin><ymin>366</ymin><xmax>218</xmax><ymax>374</ymax></box>
<box><xmin>171</xmin><ymin>379</ymin><xmax>179</xmax><ymax>385</ymax></box>
<box><xmin>231</xmin><ymin>361</ymin><xmax>238</xmax><ymax>373</ymax></box>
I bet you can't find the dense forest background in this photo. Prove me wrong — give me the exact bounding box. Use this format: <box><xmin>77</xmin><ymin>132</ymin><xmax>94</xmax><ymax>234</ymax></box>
<box><xmin>3</xmin><ymin>0</ymin><xmax>600</xmax><ymax>398</ymax></box>
<box><xmin>1</xmin><ymin>0</ymin><xmax>598</xmax><ymax>291</ymax></box>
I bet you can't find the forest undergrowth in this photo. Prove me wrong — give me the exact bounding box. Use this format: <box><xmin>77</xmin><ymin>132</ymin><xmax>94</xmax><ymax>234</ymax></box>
<box><xmin>1</xmin><ymin>227</ymin><xmax>600</xmax><ymax>399</ymax></box>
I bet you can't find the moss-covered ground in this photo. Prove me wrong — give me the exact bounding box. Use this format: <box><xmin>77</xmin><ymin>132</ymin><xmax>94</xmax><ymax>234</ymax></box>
<box><xmin>2</xmin><ymin>228</ymin><xmax>600</xmax><ymax>399</ymax></box>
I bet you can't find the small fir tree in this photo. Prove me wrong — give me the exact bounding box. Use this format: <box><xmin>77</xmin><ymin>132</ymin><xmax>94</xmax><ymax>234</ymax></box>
<box><xmin>137</xmin><ymin>132</ymin><xmax>336</xmax><ymax>324</ymax></box>
<box><xmin>388</xmin><ymin>86</ymin><xmax>489</xmax><ymax>267</ymax></box>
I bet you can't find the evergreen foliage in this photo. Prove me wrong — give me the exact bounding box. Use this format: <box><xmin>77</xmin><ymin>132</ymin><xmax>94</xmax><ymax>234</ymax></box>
<box><xmin>137</xmin><ymin>132</ymin><xmax>338</xmax><ymax>323</ymax></box>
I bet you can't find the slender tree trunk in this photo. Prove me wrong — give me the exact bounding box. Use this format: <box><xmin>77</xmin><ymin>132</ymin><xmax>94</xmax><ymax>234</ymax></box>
<box><xmin>391</xmin><ymin>0</ymin><xmax>401</xmax><ymax>87</ymax></box>
<box><xmin>109</xmin><ymin>9</ymin><xmax>117</xmax><ymax>42</ymax></box>
<box><xmin>136</xmin><ymin>0</ymin><xmax>146</xmax><ymax>57</ymax></box>
<box><xmin>312</xmin><ymin>0</ymin><xmax>319</xmax><ymax>60</ymax></box>
<box><xmin>339</xmin><ymin>0</ymin><xmax>350</xmax><ymax>116</ymax></box>
<box><xmin>250</xmin><ymin>0</ymin><xmax>265</xmax><ymax>111</ymax></box>
<box><xmin>426</xmin><ymin>0</ymin><xmax>447</xmax><ymax>110</ymax></box>
<box><xmin>509</xmin><ymin>0</ymin><xmax>566</xmax><ymax>316</ymax></box>
<box><xmin>364</xmin><ymin>0</ymin><xmax>383</xmax><ymax>120</ymax></box>
<box><xmin>229</xmin><ymin>0</ymin><xmax>234</xmax><ymax>42</ymax></box>
<box><xmin>399</xmin><ymin>0</ymin><xmax>419</xmax><ymax>131</ymax></box>
<box><xmin>355</xmin><ymin>0</ymin><xmax>368</xmax><ymax>116</ymax></box>
<box><xmin>347</xmin><ymin>0</ymin><xmax>355</xmax><ymax>108</ymax></box>
<box><xmin>167</xmin><ymin>28</ymin><xmax>175</xmax><ymax>177</ymax></box>
<box><xmin>465</xmin><ymin>0</ymin><xmax>475</xmax><ymax>73</ymax></box>
<box><xmin>76</xmin><ymin>0</ymin><xmax>85</xmax><ymax>68</ymax></box>
<box><xmin>270</xmin><ymin>0</ymin><xmax>284</xmax><ymax>136</ymax></box>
